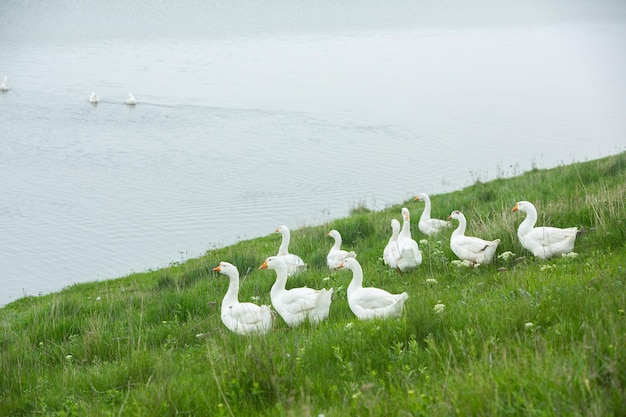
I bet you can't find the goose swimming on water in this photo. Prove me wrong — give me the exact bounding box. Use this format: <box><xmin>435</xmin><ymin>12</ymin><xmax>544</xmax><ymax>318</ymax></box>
<box><xmin>0</xmin><ymin>76</ymin><xmax>9</xmax><ymax>91</ymax></box>
<box><xmin>89</xmin><ymin>92</ymin><xmax>99</xmax><ymax>104</ymax></box>
<box><xmin>125</xmin><ymin>93</ymin><xmax>137</xmax><ymax>105</ymax></box>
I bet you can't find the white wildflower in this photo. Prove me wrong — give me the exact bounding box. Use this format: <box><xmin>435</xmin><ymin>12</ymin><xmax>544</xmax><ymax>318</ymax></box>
<box><xmin>419</xmin><ymin>239</ymin><xmax>429</xmax><ymax>246</ymax></box>
<box><xmin>95</xmin><ymin>296</ymin><xmax>101</xmax><ymax>301</ymax></box>
<box><xmin>345</xmin><ymin>322</ymin><xmax>354</xmax><ymax>329</ymax></box>
<box><xmin>563</xmin><ymin>252</ymin><xmax>579</xmax><ymax>259</ymax></box>
<box><xmin>452</xmin><ymin>259</ymin><xmax>473</xmax><ymax>268</ymax></box>
<box><xmin>498</xmin><ymin>251</ymin><xmax>516</xmax><ymax>261</ymax></box>
<box><xmin>250</xmin><ymin>296</ymin><xmax>260</xmax><ymax>302</ymax></box>
<box><xmin>426</xmin><ymin>278</ymin><xmax>438</xmax><ymax>285</ymax></box>
<box><xmin>524</xmin><ymin>322</ymin><xmax>534</xmax><ymax>329</ymax></box>
<box><xmin>322</xmin><ymin>276</ymin><xmax>331</xmax><ymax>282</ymax></box>
<box><xmin>433</xmin><ymin>303</ymin><xmax>445</xmax><ymax>314</ymax></box>
<box><xmin>540</xmin><ymin>264</ymin><xmax>553</xmax><ymax>271</ymax></box>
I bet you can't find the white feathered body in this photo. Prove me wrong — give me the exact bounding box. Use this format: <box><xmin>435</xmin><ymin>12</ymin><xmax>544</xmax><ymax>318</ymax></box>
<box><xmin>340</xmin><ymin>258</ymin><xmax>408</xmax><ymax>320</ymax></box>
<box><xmin>514</xmin><ymin>201</ymin><xmax>578</xmax><ymax>259</ymax></box>
<box><xmin>383</xmin><ymin>219</ymin><xmax>401</xmax><ymax>269</ymax></box>
<box><xmin>261</xmin><ymin>256</ymin><xmax>332</xmax><ymax>327</ymax></box>
<box><xmin>326</xmin><ymin>230</ymin><xmax>356</xmax><ymax>269</ymax></box>
<box><xmin>275</xmin><ymin>225</ymin><xmax>306</xmax><ymax>276</ymax></box>
<box><xmin>396</xmin><ymin>207</ymin><xmax>422</xmax><ymax>271</ymax></box>
<box><xmin>215</xmin><ymin>262</ymin><xmax>272</xmax><ymax>335</ymax></box>
<box><xmin>415</xmin><ymin>193</ymin><xmax>451</xmax><ymax>235</ymax></box>
<box><xmin>449</xmin><ymin>210</ymin><xmax>500</xmax><ymax>265</ymax></box>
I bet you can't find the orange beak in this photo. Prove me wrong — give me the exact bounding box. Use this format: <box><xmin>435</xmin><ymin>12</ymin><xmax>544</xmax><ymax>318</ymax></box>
<box><xmin>213</xmin><ymin>265</ymin><xmax>221</xmax><ymax>272</ymax></box>
<box><xmin>259</xmin><ymin>260</ymin><xmax>268</xmax><ymax>270</ymax></box>
<box><xmin>338</xmin><ymin>261</ymin><xmax>344</xmax><ymax>269</ymax></box>
<box><xmin>275</xmin><ymin>227</ymin><xmax>280</xmax><ymax>233</ymax></box>
<box><xmin>447</xmin><ymin>215</ymin><xmax>452</xmax><ymax>220</ymax></box>
<box><xmin>512</xmin><ymin>203</ymin><xmax>519</xmax><ymax>212</ymax></box>
<box><xmin>414</xmin><ymin>196</ymin><xmax>420</xmax><ymax>201</ymax></box>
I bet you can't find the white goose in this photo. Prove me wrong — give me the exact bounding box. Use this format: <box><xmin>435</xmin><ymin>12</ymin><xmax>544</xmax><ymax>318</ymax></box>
<box><xmin>383</xmin><ymin>218</ymin><xmax>401</xmax><ymax>269</ymax></box>
<box><xmin>125</xmin><ymin>93</ymin><xmax>137</xmax><ymax>105</ymax></box>
<box><xmin>338</xmin><ymin>257</ymin><xmax>408</xmax><ymax>320</ymax></box>
<box><xmin>513</xmin><ymin>201</ymin><xmax>578</xmax><ymax>259</ymax></box>
<box><xmin>396</xmin><ymin>207</ymin><xmax>422</xmax><ymax>271</ymax></box>
<box><xmin>275</xmin><ymin>225</ymin><xmax>306</xmax><ymax>276</ymax></box>
<box><xmin>89</xmin><ymin>92</ymin><xmax>99</xmax><ymax>104</ymax></box>
<box><xmin>259</xmin><ymin>256</ymin><xmax>333</xmax><ymax>327</ymax></box>
<box><xmin>448</xmin><ymin>210</ymin><xmax>500</xmax><ymax>265</ymax></box>
<box><xmin>0</xmin><ymin>76</ymin><xmax>9</xmax><ymax>91</ymax></box>
<box><xmin>414</xmin><ymin>193</ymin><xmax>451</xmax><ymax>235</ymax></box>
<box><xmin>213</xmin><ymin>261</ymin><xmax>273</xmax><ymax>335</ymax></box>
<box><xmin>326</xmin><ymin>229</ymin><xmax>356</xmax><ymax>269</ymax></box>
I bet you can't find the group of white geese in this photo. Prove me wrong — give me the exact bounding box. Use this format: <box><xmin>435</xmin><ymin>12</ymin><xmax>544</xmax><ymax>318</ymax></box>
<box><xmin>209</xmin><ymin>193</ymin><xmax>579</xmax><ymax>336</ymax></box>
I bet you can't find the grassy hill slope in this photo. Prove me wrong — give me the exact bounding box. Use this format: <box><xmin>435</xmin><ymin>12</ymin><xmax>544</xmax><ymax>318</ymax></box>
<box><xmin>1</xmin><ymin>152</ymin><xmax>625</xmax><ymax>416</ymax></box>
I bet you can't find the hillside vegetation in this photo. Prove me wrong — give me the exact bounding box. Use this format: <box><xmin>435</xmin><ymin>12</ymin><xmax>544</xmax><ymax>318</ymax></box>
<box><xmin>1</xmin><ymin>152</ymin><xmax>625</xmax><ymax>416</ymax></box>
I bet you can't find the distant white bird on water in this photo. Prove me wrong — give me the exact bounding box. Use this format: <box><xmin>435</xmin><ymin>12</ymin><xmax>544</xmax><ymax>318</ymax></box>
<box><xmin>125</xmin><ymin>93</ymin><xmax>137</xmax><ymax>105</ymax></box>
<box><xmin>0</xmin><ymin>76</ymin><xmax>9</xmax><ymax>91</ymax></box>
<box><xmin>89</xmin><ymin>92</ymin><xmax>99</xmax><ymax>104</ymax></box>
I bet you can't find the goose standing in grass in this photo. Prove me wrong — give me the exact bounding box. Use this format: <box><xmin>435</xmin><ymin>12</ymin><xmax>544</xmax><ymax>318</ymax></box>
<box><xmin>213</xmin><ymin>262</ymin><xmax>273</xmax><ymax>335</ymax></box>
<box><xmin>513</xmin><ymin>201</ymin><xmax>578</xmax><ymax>259</ymax></box>
<box><xmin>396</xmin><ymin>207</ymin><xmax>422</xmax><ymax>271</ymax></box>
<box><xmin>89</xmin><ymin>92</ymin><xmax>99</xmax><ymax>104</ymax></box>
<box><xmin>125</xmin><ymin>93</ymin><xmax>137</xmax><ymax>105</ymax></box>
<box><xmin>326</xmin><ymin>229</ymin><xmax>356</xmax><ymax>269</ymax></box>
<box><xmin>259</xmin><ymin>256</ymin><xmax>333</xmax><ymax>327</ymax></box>
<box><xmin>338</xmin><ymin>257</ymin><xmax>408</xmax><ymax>320</ymax></box>
<box><xmin>275</xmin><ymin>225</ymin><xmax>306</xmax><ymax>276</ymax></box>
<box><xmin>383</xmin><ymin>218</ymin><xmax>401</xmax><ymax>269</ymax></box>
<box><xmin>414</xmin><ymin>193</ymin><xmax>451</xmax><ymax>235</ymax></box>
<box><xmin>0</xmin><ymin>76</ymin><xmax>9</xmax><ymax>91</ymax></box>
<box><xmin>448</xmin><ymin>210</ymin><xmax>500</xmax><ymax>265</ymax></box>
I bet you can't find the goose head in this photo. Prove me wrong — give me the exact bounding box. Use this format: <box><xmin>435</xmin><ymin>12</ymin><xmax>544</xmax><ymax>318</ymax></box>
<box><xmin>338</xmin><ymin>257</ymin><xmax>359</xmax><ymax>271</ymax></box>
<box><xmin>259</xmin><ymin>256</ymin><xmax>286</xmax><ymax>271</ymax></box>
<box><xmin>448</xmin><ymin>210</ymin><xmax>462</xmax><ymax>220</ymax></box>
<box><xmin>327</xmin><ymin>229</ymin><xmax>341</xmax><ymax>240</ymax></box>
<box><xmin>402</xmin><ymin>207</ymin><xmax>410</xmax><ymax>222</ymax></box>
<box><xmin>213</xmin><ymin>261</ymin><xmax>237</xmax><ymax>275</ymax></box>
<box><xmin>512</xmin><ymin>201</ymin><xmax>533</xmax><ymax>213</ymax></box>
<box><xmin>390</xmin><ymin>218</ymin><xmax>400</xmax><ymax>233</ymax></box>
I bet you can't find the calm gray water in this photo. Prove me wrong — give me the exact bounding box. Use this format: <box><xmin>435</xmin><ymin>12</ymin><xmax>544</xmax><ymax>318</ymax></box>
<box><xmin>1</xmin><ymin>1</ymin><xmax>625</xmax><ymax>306</ymax></box>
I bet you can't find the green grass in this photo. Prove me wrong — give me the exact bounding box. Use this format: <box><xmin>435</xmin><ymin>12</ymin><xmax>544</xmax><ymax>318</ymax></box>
<box><xmin>1</xmin><ymin>152</ymin><xmax>625</xmax><ymax>416</ymax></box>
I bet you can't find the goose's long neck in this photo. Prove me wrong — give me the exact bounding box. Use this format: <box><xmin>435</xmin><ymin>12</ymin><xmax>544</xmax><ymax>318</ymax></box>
<box><xmin>278</xmin><ymin>231</ymin><xmax>290</xmax><ymax>256</ymax></box>
<box><xmin>270</xmin><ymin>265</ymin><xmax>288</xmax><ymax>296</ymax></box>
<box><xmin>347</xmin><ymin>264</ymin><xmax>364</xmax><ymax>293</ymax></box>
<box><xmin>331</xmin><ymin>235</ymin><xmax>342</xmax><ymax>251</ymax></box>
<box><xmin>452</xmin><ymin>214</ymin><xmax>467</xmax><ymax>237</ymax></box>
<box><xmin>519</xmin><ymin>206</ymin><xmax>538</xmax><ymax>234</ymax></box>
<box><xmin>390</xmin><ymin>227</ymin><xmax>399</xmax><ymax>242</ymax></box>
<box><xmin>400</xmin><ymin>218</ymin><xmax>411</xmax><ymax>238</ymax></box>
<box><xmin>421</xmin><ymin>197</ymin><xmax>432</xmax><ymax>219</ymax></box>
<box><xmin>222</xmin><ymin>271</ymin><xmax>240</xmax><ymax>308</ymax></box>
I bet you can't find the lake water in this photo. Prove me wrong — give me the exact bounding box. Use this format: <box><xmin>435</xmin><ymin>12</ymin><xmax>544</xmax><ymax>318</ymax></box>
<box><xmin>1</xmin><ymin>0</ymin><xmax>625</xmax><ymax>306</ymax></box>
